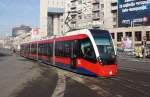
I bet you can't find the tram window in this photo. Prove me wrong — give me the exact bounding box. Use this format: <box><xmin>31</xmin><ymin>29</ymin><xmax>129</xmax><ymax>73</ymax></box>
<box><xmin>43</xmin><ymin>44</ymin><xmax>48</xmax><ymax>56</ymax></box>
<box><xmin>64</xmin><ymin>41</ymin><xmax>71</xmax><ymax>57</ymax></box>
<box><xmin>80</xmin><ymin>38</ymin><xmax>97</xmax><ymax>63</ymax></box>
<box><xmin>55</xmin><ymin>42</ymin><xmax>63</xmax><ymax>57</ymax></box>
<box><xmin>48</xmin><ymin>43</ymin><xmax>53</xmax><ymax>56</ymax></box>
<box><xmin>55</xmin><ymin>41</ymin><xmax>72</xmax><ymax>57</ymax></box>
<box><xmin>39</xmin><ymin>44</ymin><xmax>42</xmax><ymax>55</ymax></box>
<box><xmin>31</xmin><ymin>44</ymin><xmax>37</xmax><ymax>53</ymax></box>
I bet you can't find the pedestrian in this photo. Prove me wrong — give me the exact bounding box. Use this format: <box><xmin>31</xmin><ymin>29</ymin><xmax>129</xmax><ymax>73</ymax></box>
<box><xmin>141</xmin><ymin>45</ymin><xmax>145</xmax><ymax>58</ymax></box>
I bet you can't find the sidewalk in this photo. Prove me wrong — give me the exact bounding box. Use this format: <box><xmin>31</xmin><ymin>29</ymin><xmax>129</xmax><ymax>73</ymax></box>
<box><xmin>117</xmin><ymin>51</ymin><xmax>150</xmax><ymax>62</ymax></box>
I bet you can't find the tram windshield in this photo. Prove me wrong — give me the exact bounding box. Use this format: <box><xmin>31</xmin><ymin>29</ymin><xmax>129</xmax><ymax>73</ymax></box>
<box><xmin>90</xmin><ymin>29</ymin><xmax>116</xmax><ymax>65</ymax></box>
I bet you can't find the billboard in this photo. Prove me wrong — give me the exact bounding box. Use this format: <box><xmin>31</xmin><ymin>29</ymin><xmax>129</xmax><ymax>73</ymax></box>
<box><xmin>118</xmin><ymin>0</ymin><xmax>150</xmax><ymax>27</ymax></box>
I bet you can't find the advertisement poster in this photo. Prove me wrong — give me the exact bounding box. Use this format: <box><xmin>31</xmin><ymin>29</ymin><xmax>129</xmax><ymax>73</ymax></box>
<box><xmin>118</xmin><ymin>0</ymin><xmax>150</xmax><ymax>27</ymax></box>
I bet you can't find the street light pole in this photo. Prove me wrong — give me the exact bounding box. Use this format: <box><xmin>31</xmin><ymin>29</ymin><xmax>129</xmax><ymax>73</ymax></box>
<box><xmin>142</xmin><ymin>17</ymin><xmax>148</xmax><ymax>58</ymax></box>
<box><xmin>131</xmin><ymin>20</ymin><xmax>135</xmax><ymax>48</ymax></box>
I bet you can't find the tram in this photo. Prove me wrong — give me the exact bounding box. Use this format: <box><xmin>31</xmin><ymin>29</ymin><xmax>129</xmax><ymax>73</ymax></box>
<box><xmin>20</xmin><ymin>29</ymin><xmax>117</xmax><ymax>77</ymax></box>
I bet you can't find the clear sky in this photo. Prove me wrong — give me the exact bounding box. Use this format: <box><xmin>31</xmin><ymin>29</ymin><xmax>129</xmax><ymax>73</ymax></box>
<box><xmin>0</xmin><ymin>0</ymin><xmax>39</xmax><ymax>37</ymax></box>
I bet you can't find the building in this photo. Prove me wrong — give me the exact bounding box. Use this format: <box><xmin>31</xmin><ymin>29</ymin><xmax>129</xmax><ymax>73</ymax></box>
<box><xmin>12</xmin><ymin>25</ymin><xmax>32</xmax><ymax>37</ymax></box>
<box><xmin>40</xmin><ymin>0</ymin><xmax>150</xmax><ymax>47</ymax></box>
<box><xmin>0</xmin><ymin>37</ymin><xmax>13</xmax><ymax>49</ymax></box>
<box><xmin>67</xmin><ymin>0</ymin><xmax>150</xmax><ymax>47</ymax></box>
<box><xmin>67</xmin><ymin>0</ymin><xmax>117</xmax><ymax>30</ymax></box>
<box><xmin>12</xmin><ymin>25</ymin><xmax>31</xmax><ymax>37</ymax></box>
<box><xmin>109</xmin><ymin>0</ymin><xmax>150</xmax><ymax>47</ymax></box>
<box><xmin>13</xmin><ymin>32</ymin><xmax>31</xmax><ymax>50</ymax></box>
<box><xmin>0</xmin><ymin>39</ymin><xmax>4</xmax><ymax>48</ymax></box>
<box><xmin>40</xmin><ymin>0</ymin><xmax>70</xmax><ymax>37</ymax></box>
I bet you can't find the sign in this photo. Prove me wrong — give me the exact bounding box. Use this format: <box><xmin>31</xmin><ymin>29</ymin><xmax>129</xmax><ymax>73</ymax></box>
<box><xmin>31</xmin><ymin>28</ymin><xmax>41</xmax><ymax>40</ymax></box>
<box><xmin>118</xmin><ymin>0</ymin><xmax>150</xmax><ymax>27</ymax></box>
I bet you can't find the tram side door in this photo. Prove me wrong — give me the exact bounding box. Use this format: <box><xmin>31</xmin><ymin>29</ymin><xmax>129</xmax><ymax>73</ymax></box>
<box><xmin>70</xmin><ymin>40</ymin><xmax>78</xmax><ymax>69</ymax></box>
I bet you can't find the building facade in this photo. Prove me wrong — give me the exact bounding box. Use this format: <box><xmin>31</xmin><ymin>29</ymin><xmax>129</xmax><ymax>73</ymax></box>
<box><xmin>67</xmin><ymin>0</ymin><xmax>150</xmax><ymax>47</ymax></box>
<box><xmin>67</xmin><ymin>0</ymin><xmax>117</xmax><ymax>29</ymax></box>
<box><xmin>40</xmin><ymin>0</ymin><xmax>150</xmax><ymax>47</ymax></box>
<box><xmin>40</xmin><ymin>0</ymin><xmax>70</xmax><ymax>37</ymax></box>
<box><xmin>12</xmin><ymin>25</ymin><xmax>31</xmax><ymax>37</ymax></box>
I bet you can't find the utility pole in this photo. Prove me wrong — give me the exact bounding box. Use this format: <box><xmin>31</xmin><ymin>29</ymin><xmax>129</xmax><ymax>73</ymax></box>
<box><xmin>131</xmin><ymin>20</ymin><xmax>135</xmax><ymax>48</ymax></box>
<box><xmin>142</xmin><ymin>17</ymin><xmax>148</xmax><ymax>58</ymax></box>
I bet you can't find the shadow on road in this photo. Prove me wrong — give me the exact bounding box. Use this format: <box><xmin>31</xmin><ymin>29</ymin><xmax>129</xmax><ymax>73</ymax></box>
<box><xmin>11</xmin><ymin>67</ymin><xmax>58</xmax><ymax>97</ymax></box>
<box><xmin>17</xmin><ymin>58</ymin><xmax>30</xmax><ymax>62</ymax></box>
<box><xmin>0</xmin><ymin>53</ymin><xmax>12</xmax><ymax>57</ymax></box>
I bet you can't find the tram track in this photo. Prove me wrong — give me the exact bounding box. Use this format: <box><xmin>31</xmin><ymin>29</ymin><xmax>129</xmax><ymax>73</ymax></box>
<box><xmin>39</xmin><ymin>62</ymin><xmax>150</xmax><ymax>97</ymax></box>
<box><xmin>111</xmin><ymin>77</ymin><xmax>150</xmax><ymax>97</ymax></box>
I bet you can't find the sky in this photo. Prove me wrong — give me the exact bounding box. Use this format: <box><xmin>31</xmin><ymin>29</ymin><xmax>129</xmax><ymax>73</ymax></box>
<box><xmin>0</xmin><ymin>0</ymin><xmax>39</xmax><ymax>37</ymax></box>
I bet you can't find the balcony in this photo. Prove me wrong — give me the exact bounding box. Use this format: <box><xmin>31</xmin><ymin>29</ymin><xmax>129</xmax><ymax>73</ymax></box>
<box><xmin>111</xmin><ymin>0</ymin><xmax>117</xmax><ymax>4</ymax></box>
<box><xmin>71</xmin><ymin>0</ymin><xmax>77</xmax><ymax>2</ymax></box>
<box><xmin>93</xmin><ymin>15</ymin><xmax>100</xmax><ymax>20</ymax></box>
<box><xmin>111</xmin><ymin>6</ymin><xmax>117</xmax><ymax>11</ymax></box>
<box><xmin>92</xmin><ymin>0</ymin><xmax>99</xmax><ymax>4</ymax></box>
<box><xmin>111</xmin><ymin>2</ymin><xmax>117</xmax><ymax>6</ymax></box>
<box><xmin>70</xmin><ymin>3</ymin><xmax>77</xmax><ymax>9</ymax></box>
<box><xmin>92</xmin><ymin>5</ymin><xmax>100</xmax><ymax>12</ymax></box>
<box><xmin>71</xmin><ymin>23</ymin><xmax>77</xmax><ymax>29</ymax></box>
<box><xmin>92</xmin><ymin>8</ymin><xmax>100</xmax><ymax>12</ymax></box>
<box><xmin>70</xmin><ymin>11</ymin><xmax>78</xmax><ymax>16</ymax></box>
<box><xmin>71</xmin><ymin>17</ymin><xmax>77</xmax><ymax>23</ymax></box>
<box><xmin>111</xmin><ymin>6</ymin><xmax>117</xmax><ymax>13</ymax></box>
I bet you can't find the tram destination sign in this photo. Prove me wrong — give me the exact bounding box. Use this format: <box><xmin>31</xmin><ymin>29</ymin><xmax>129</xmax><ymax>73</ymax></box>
<box><xmin>118</xmin><ymin>0</ymin><xmax>150</xmax><ymax>27</ymax></box>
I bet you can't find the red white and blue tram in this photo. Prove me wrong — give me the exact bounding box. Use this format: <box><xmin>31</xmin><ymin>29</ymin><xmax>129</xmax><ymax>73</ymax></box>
<box><xmin>20</xmin><ymin>29</ymin><xmax>117</xmax><ymax>77</ymax></box>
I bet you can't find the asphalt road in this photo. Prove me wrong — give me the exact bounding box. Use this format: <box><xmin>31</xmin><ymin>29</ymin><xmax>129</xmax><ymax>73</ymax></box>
<box><xmin>0</xmin><ymin>50</ymin><xmax>150</xmax><ymax>97</ymax></box>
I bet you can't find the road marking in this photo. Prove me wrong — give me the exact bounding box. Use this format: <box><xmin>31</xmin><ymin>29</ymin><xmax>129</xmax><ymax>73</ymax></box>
<box><xmin>111</xmin><ymin>77</ymin><xmax>150</xmax><ymax>96</ymax></box>
<box><xmin>119</xmin><ymin>57</ymin><xmax>150</xmax><ymax>63</ymax></box>
<box><xmin>59</xmin><ymin>70</ymin><xmax>112</xmax><ymax>97</ymax></box>
<box><xmin>119</xmin><ymin>67</ymin><xmax>150</xmax><ymax>73</ymax></box>
<box><xmin>51</xmin><ymin>70</ymin><xmax>66</xmax><ymax>97</ymax></box>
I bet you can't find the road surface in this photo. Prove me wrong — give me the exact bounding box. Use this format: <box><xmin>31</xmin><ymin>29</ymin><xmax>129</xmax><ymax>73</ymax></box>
<box><xmin>0</xmin><ymin>50</ymin><xmax>150</xmax><ymax>97</ymax></box>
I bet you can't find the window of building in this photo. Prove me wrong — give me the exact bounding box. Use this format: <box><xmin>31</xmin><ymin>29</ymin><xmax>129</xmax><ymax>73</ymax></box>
<box><xmin>113</xmin><ymin>17</ymin><xmax>116</xmax><ymax>22</ymax></box>
<box><xmin>135</xmin><ymin>31</ymin><xmax>142</xmax><ymax>41</ymax></box>
<box><xmin>101</xmin><ymin>4</ymin><xmax>104</xmax><ymax>9</ymax></box>
<box><xmin>117</xmin><ymin>32</ymin><xmax>123</xmax><ymax>42</ymax></box>
<box><xmin>61</xmin><ymin>19</ymin><xmax>63</xmax><ymax>22</ymax></box>
<box><xmin>78</xmin><ymin>0</ymin><xmax>82</xmax><ymax>4</ymax></box>
<box><xmin>113</xmin><ymin>25</ymin><xmax>117</xmax><ymax>28</ymax></box>
<box><xmin>146</xmin><ymin>31</ymin><xmax>150</xmax><ymax>41</ymax></box>
<box><xmin>78</xmin><ymin>15</ymin><xmax>82</xmax><ymax>19</ymax></box>
<box><xmin>111</xmin><ymin>33</ymin><xmax>115</xmax><ymax>39</ymax></box>
<box><xmin>125</xmin><ymin>32</ymin><xmax>132</xmax><ymax>37</ymax></box>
